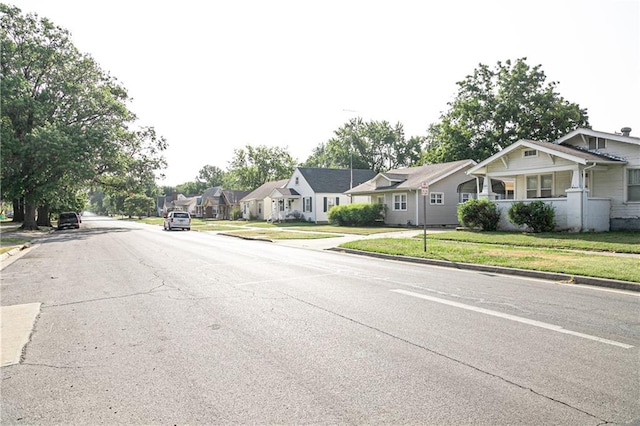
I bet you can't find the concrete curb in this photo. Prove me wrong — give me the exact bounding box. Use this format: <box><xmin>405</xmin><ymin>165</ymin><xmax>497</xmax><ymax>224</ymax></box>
<box><xmin>328</xmin><ymin>247</ymin><xmax>640</xmax><ymax>293</ymax></box>
<box><xmin>0</xmin><ymin>244</ymin><xmax>30</xmax><ymax>262</ymax></box>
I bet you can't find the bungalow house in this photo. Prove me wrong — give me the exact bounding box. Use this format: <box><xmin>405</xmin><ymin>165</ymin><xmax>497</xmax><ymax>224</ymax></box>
<box><xmin>219</xmin><ymin>190</ymin><xmax>251</xmax><ymax>220</ymax></box>
<box><xmin>201</xmin><ymin>187</ymin><xmax>223</xmax><ymax>219</ymax></box>
<box><xmin>172</xmin><ymin>195</ymin><xmax>199</xmax><ymax>216</ymax></box>
<box><xmin>466</xmin><ymin>127</ymin><xmax>640</xmax><ymax>232</ymax></box>
<box><xmin>346</xmin><ymin>160</ymin><xmax>477</xmax><ymax>227</ymax></box>
<box><xmin>240</xmin><ymin>179</ymin><xmax>288</xmax><ymax>220</ymax></box>
<box><xmin>268</xmin><ymin>168</ymin><xmax>377</xmax><ymax>223</ymax></box>
<box><xmin>156</xmin><ymin>192</ymin><xmax>182</xmax><ymax>217</ymax></box>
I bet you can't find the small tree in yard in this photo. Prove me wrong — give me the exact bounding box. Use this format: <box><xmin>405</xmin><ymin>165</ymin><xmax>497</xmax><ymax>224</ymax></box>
<box><xmin>457</xmin><ymin>199</ymin><xmax>500</xmax><ymax>231</ymax></box>
<box><xmin>507</xmin><ymin>201</ymin><xmax>555</xmax><ymax>233</ymax></box>
<box><xmin>123</xmin><ymin>194</ymin><xmax>155</xmax><ymax>218</ymax></box>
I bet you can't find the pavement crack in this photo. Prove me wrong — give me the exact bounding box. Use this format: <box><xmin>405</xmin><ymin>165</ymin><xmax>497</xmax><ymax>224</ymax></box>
<box><xmin>279</xmin><ymin>290</ymin><xmax>611</xmax><ymax>424</ymax></box>
<box><xmin>44</xmin><ymin>283</ymin><xmax>201</xmax><ymax>307</ymax></box>
<box><xmin>21</xmin><ymin>362</ymin><xmax>89</xmax><ymax>369</ymax></box>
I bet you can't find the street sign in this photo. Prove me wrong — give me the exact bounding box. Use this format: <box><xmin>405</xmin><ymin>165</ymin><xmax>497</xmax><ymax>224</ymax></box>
<box><xmin>421</xmin><ymin>182</ymin><xmax>429</xmax><ymax>196</ymax></box>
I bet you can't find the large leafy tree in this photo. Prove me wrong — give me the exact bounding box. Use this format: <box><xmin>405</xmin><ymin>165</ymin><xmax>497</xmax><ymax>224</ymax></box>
<box><xmin>304</xmin><ymin>118</ymin><xmax>423</xmax><ymax>173</ymax></box>
<box><xmin>197</xmin><ymin>164</ymin><xmax>226</xmax><ymax>188</ymax></box>
<box><xmin>225</xmin><ymin>145</ymin><xmax>296</xmax><ymax>190</ymax></box>
<box><xmin>1</xmin><ymin>5</ymin><xmax>166</xmax><ymax>229</ymax></box>
<box><xmin>422</xmin><ymin>58</ymin><xmax>589</xmax><ymax>164</ymax></box>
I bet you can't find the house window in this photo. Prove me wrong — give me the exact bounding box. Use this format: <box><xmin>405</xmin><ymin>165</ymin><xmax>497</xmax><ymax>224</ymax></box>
<box><xmin>303</xmin><ymin>197</ymin><xmax>312</xmax><ymax>212</ymax></box>
<box><xmin>323</xmin><ymin>197</ymin><xmax>338</xmax><ymax>212</ymax></box>
<box><xmin>526</xmin><ymin>174</ymin><xmax>553</xmax><ymax>198</ymax></box>
<box><xmin>295</xmin><ymin>177</ymin><xmax>299</xmax><ymax>185</ymax></box>
<box><xmin>523</xmin><ymin>149</ymin><xmax>537</xmax><ymax>158</ymax></box>
<box><xmin>628</xmin><ymin>169</ymin><xmax>640</xmax><ymax>202</ymax></box>
<box><xmin>460</xmin><ymin>193</ymin><xmax>475</xmax><ymax>203</ymax></box>
<box><xmin>258</xmin><ymin>203</ymin><xmax>262</xmax><ymax>214</ymax></box>
<box><xmin>430</xmin><ymin>192</ymin><xmax>444</xmax><ymax>205</ymax></box>
<box><xmin>588</xmin><ymin>137</ymin><xmax>606</xmax><ymax>150</ymax></box>
<box><xmin>393</xmin><ymin>193</ymin><xmax>407</xmax><ymax>211</ymax></box>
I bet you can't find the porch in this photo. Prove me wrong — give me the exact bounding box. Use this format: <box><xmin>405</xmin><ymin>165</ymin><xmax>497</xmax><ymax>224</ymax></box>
<box><xmin>492</xmin><ymin>197</ymin><xmax>611</xmax><ymax>232</ymax></box>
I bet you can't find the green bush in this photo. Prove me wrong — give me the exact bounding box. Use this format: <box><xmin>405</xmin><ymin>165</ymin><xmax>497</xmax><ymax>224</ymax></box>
<box><xmin>457</xmin><ymin>199</ymin><xmax>500</xmax><ymax>231</ymax></box>
<box><xmin>231</xmin><ymin>207</ymin><xmax>242</xmax><ymax>220</ymax></box>
<box><xmin>507</xmin><ymin>200</ymin><xmax>555</xmax><ymax>233</ymax></box>
<box><xmin>328</xmin><ymin>203</ymin><xmax>384</xmax><ymax>226</ymax></box>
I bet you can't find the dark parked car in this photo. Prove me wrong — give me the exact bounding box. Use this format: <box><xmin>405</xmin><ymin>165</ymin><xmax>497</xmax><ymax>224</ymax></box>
<box><xmin>57</xmin><ymin>212</ymin><xmax>81</xmax><ymax>230</ymax></box>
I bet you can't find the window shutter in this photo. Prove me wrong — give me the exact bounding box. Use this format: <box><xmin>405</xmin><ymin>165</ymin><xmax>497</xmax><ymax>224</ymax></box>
<box><xmin>323</xmin><ymin>197</ymin><xmax>327</xmax><ymax>212</ymax></box>
<box><xmin>335</xmin><ymin>197</ymin><xmax>340</xmax><ymax>206</ymax></box>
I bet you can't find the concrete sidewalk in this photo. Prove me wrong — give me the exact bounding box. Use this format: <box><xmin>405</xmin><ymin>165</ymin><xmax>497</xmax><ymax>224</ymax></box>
<box><xmin>270</xmin><ymin>229</ymin><xmax>640</xmax><ymax>293</ymax></box>
<box><xmin>0</xmin><ymin>303</ymin><xmax>41</xmax><ymax>366</ymax></box>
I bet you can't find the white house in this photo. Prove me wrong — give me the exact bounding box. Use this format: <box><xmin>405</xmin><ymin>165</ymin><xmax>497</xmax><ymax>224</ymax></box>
<box><xmin>268</xmin><ymin>168</ymin><xmax>377</xmax><ymax>223</ymax></box>
<box><xmin>466</xmin><ymin>127</ymin><xmax>640</xmax><ymax>232</ymax></box>
<box><xmin>240</xmin><ymin>179</ymin><xmax>287</xmax><ymax>220</ymax></box>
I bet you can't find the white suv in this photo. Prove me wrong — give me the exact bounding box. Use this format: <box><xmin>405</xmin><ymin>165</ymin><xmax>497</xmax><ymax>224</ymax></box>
<box><xmin>164</xmin><ymin>211</ymin><xmax>191</xmax><ymax>231</ymax></box>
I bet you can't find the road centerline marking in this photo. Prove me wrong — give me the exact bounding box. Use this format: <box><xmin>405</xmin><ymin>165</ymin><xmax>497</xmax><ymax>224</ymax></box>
<box><xmin>391</xmin><ymin>289</ymin><xmax>633</xmax><ymax>349</ymax></box>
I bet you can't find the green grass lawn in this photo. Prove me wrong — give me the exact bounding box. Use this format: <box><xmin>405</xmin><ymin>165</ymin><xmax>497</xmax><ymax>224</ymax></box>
<box><xmin>422</xmin><ymin>230</ymin><xmax>640</xmax><ymax>254</ymax></box>
<box><xmin>341</xmin><ymin>235</ymin><xmax>640</xmax><ymax>283</ymax></box>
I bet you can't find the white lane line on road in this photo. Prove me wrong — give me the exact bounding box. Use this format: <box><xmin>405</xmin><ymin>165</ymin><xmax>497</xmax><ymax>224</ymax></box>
<box><xmin>391</xmin><ymin>289</ymin><xmax>634</xmax><ymax>349</ymax></box>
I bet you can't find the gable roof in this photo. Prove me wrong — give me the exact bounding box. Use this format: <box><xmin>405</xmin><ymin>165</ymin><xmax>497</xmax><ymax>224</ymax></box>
<box><xmin>201</xmin><ymin>186</ymin><xmax>223</xmax><ymax>201</ymax></box>
<box><xmin>347</xmin><ymin>160</ymin><xmax>476</xmax><ymax>194</ymax></box>
<box><xmin>467</xmin><ymin>138</ymin><xmax>627</xmax><ymax>175</ymax></box>
<box><xmin>222</xmin><ymin>190</ymin><xmax>251</xmax><ymax>204</ymax></box>
<box><xmin>240</xmin><ymin>179</ymin><xmax>288</xmax><ymax>202</ymax></box>
<box><xmin>555</xmin><ymin>127</ymin><xmax>640</xmax><ymax>146</ymax></box>
<box><xmin>296</xmin><ymin>168</ymin><xmax>377</xmax><ymax>193</ymax></box>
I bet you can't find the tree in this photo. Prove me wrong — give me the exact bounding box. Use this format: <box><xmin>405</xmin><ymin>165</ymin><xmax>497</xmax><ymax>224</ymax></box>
<box><xmin>197</xmin><ymin>165</ymin><xmax>226</xmax><ymax>188</ymax></box>
<box><xmin>123</xmin><ymin>194</ymin><xmax>155</xmax><ymax>218</ymax></box>
<box><xmin>304</xmin><ymin>118</ymin><xmax>423</xmax><ymax>173</ymax></box>
<box><xmin>422</xmin><ymin>58</ymin><xmax>589</xmax><ymax>164</ymax></box>
<box><xmin>175</xmin><ymin>181</ymin><xmax>204</xmax><ymax>195</ymax></box>
<box><xmin>226</xmin><ymin>145</ymin><xmax>297</xmax><ymax>190</ymax></box>
<box><xmin>0</xmin><ymin>5</ymin><xmax>167</xmax><ymax>229</ymax></box>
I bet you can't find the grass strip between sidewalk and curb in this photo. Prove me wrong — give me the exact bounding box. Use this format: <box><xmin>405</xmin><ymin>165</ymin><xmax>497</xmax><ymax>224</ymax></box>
<box><xmin>339</xmin><ymin>237</ymin><xmax>640</xmax><ymax>284</ymax></box>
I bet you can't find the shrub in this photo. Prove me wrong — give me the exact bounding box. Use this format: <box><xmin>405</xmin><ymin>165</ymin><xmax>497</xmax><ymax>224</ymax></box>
<box><xmin>507</xmin><ymin>200</ymin><xmax>555</xmax><ymax>233</ymax></box>
<box><xmin>457</xmin><ymin>199</ymin><xmax>500</xmax><ymax>231</ymax></box>
<box><xmin>231</xmin><ymin>207</ymin><xmax>243</xmax><ymax>220</ymax></box>
<box><xmin>328</xmin><ymin>203</ymin><xmax>384</xmax><ymax>226</ymax></box>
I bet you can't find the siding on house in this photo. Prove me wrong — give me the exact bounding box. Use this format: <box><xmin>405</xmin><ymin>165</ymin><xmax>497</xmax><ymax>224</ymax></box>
<box><xmin>347</xmin><ymin>160</ymin><xmax>477</xmax><ymax>227</ymax></box>
<box><xmin>468</xmin><ymin>128</ymin><xmax>639</xmax><ymax>231</ymax></box>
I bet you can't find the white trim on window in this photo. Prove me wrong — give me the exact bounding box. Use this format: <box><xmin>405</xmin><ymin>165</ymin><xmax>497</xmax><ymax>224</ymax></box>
<box><xmin>392</xmin><ymin>193</ymin><xmax>407</xmax><ymax>211</ymax></box>
<box><xmin>526</xmin><ymin>174</ymin><xmax>553</xmax><ymax>198</ymax></box>
<box><xmin>430</xmin><ymin>192</ymin><xmax>444</xmax><ymax>205</ymax></box>
<box><xmin>588</xmin><ymin>137</ymin><xmax>606</xmax><ymax>150</ymax></box>
<box><xmin>627</xmin><ymin>168</ymin><xmax>640</xmax><ymax>202</ymax></box>
<box><xmin>460</xmin><ymin>193</ymin><xmax>474</xmax><ymax>203</ymax></box>
<box><xmin>523</xmin><ymin>149</ymin><xmax>538</xmax><ymax>158</ymax></box>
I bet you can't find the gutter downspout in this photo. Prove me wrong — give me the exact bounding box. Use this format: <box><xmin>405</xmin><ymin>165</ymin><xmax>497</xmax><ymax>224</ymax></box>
<box><xmin>415</xmin><ymin>189</ymin><xmax>420</xmax><ymax>226</ymax></box>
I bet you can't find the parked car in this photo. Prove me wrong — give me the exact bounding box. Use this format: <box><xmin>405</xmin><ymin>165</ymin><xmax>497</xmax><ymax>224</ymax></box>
<box><xmin>57</xmin><ymin>212</ymin><xmax>81</xmax><ymax>230</ymax></box>
<box><xmin>164</xmin><ymin>211</ymin><xmax>191</xmax><ymax>231</ymax></box>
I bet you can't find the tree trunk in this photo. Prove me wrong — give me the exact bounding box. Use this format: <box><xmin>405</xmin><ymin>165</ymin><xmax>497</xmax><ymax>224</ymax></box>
<box><xmin>21</xmin><ymin>195</ymin><xmax>39</xmax><ymax>230</ymax></box>
<box><xmin>37</xmin><ymin>204</ymin><xmax>52</xmax><ymax>227</ymax></box>
<box><xmin>12</xmin><ymin>198</ymin><xmax>25</xmax><ymax>222</ymax></box>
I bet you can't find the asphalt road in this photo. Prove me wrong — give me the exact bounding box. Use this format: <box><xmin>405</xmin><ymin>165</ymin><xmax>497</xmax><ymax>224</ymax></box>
<box><xmin>1</xmin><ymin>215</ymin><xmax>639</xmax><ymax>425</ymax></box>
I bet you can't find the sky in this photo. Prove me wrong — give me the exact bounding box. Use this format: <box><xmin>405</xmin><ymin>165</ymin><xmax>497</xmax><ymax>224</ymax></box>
<box><xmin>11</xmin><ymin>0</ymin><xmax>640</xmax><ymax>186</ymax></box>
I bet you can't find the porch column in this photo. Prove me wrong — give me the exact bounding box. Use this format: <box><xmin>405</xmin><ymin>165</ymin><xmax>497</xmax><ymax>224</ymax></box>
<box><xmin>478</xmin><ymin>176</ymin><xmax>494</xmax><ymax>200</ymax></box>
<box><xmin>565</xmin><ymin>166</ymin><xmax>586</xmax><ymax>232</ymax></box>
